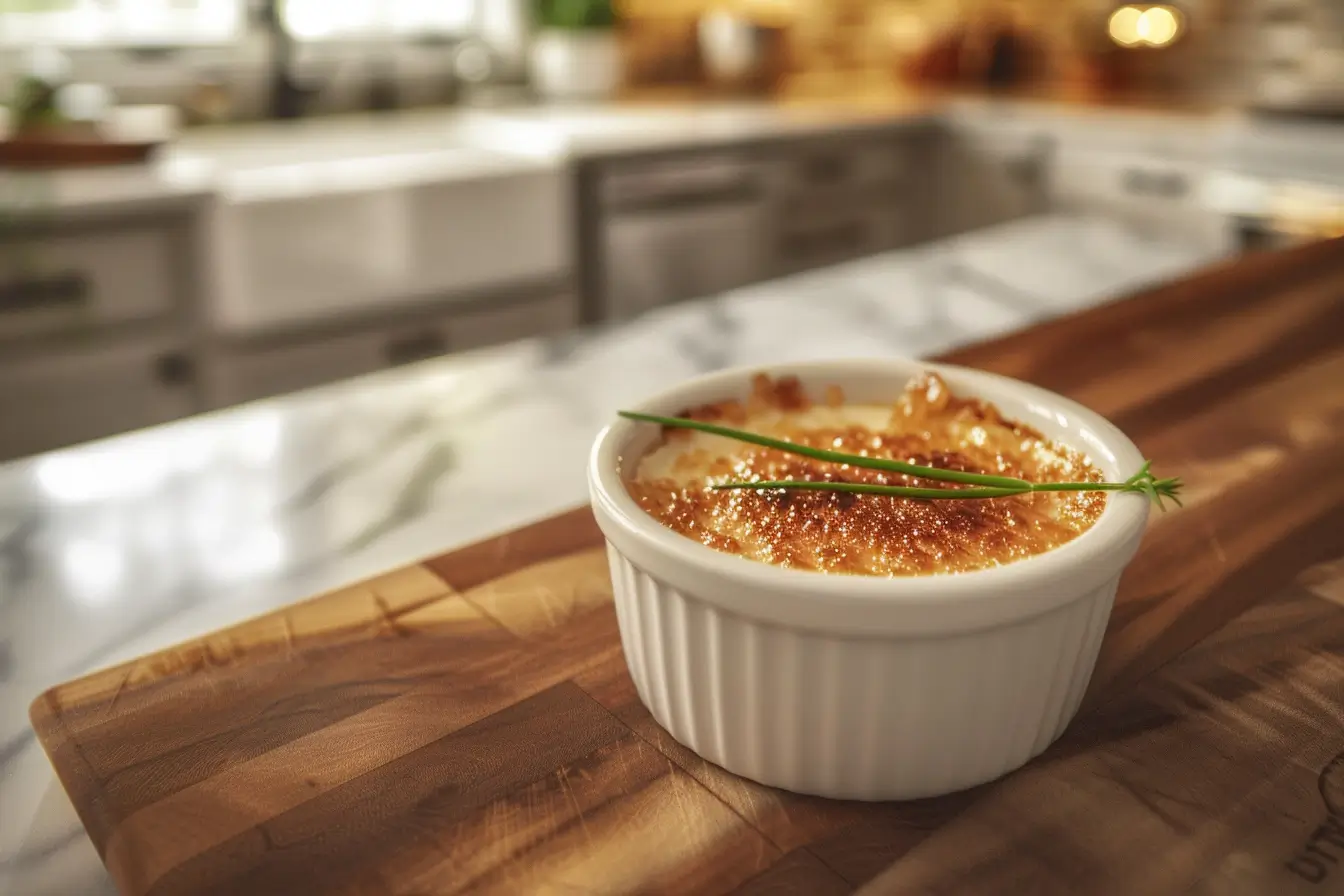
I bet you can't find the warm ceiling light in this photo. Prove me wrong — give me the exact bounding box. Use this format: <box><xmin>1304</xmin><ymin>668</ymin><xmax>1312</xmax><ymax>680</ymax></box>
<box><xmin>1108</xmin><ymin>6</ymin><xmax>1144</xmax><ymax>46</ymax></box>
<box><xmin>1108</xmin><ymin>5</ymin><xmax>1183</xmax><ymax>49</ymax></box>
<box><xmin>1139</xmin><ymin>6</ymin><xmax>1181</xmax><ymax>46</ymax></box>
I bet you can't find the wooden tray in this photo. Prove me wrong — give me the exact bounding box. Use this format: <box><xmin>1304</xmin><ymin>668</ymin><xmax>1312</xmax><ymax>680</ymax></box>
<box><xmin>0</xmin><ymin>137</ymin><xmax>161</xmax><ymax>169</ymax></box>
<box><xmin>29</xmin><ymin>239</ymin><xmax>1344</xmax><ymax>895</ymax></box>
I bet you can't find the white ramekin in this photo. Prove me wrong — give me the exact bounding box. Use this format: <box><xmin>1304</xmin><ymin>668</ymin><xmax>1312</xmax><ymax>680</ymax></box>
<box><xmin>588</xmin><ymin>359</ymin><xmax>1150</xmax><ymax>801</ymax></box>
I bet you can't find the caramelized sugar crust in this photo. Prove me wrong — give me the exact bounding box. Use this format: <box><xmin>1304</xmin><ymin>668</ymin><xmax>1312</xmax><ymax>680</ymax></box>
<box><xmin>625</xmin><ymin>372</ymin><xmax>1106</xmax><ymax>577</ymax></box>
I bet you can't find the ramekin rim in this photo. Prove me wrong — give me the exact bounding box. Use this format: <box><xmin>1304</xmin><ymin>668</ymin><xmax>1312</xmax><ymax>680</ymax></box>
<box><xmin>588</xmin><ymin>358</ymin><xmax>1150</xmax><ymax>612</ymax></box>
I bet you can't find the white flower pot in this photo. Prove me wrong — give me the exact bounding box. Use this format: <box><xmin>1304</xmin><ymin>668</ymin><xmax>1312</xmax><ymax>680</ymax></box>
<box><xmin>531</xmin><ymin>30</ymin><xmax>623</xmax><ymax>102</ymax></box>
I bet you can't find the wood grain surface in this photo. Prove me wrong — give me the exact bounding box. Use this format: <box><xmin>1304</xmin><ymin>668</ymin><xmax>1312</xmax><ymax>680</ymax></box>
<box><xmin>30</xmin><ymin>237</ymin><xmax>1344</xmax><ymax>895</ymax></box>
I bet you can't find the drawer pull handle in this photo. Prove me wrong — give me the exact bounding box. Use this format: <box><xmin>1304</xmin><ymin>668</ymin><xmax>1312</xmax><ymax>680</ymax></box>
<box><xmin>0</xmin><ymin>272</ymin><xmax>90</xmax><ymax>313</ymax></box>
<box><xmin>799</xmin><ymin>154</ymin><xmax>851</xmax><ymax>184</ymax></box>
<box><xmin>153</xmin><ymin>353</ymin><xmax>195</xmax><ymax>387</ymax></box>
<box><xmin>1122</xmin><ymin>169</ymin><xmax>1188</xmax><ymax>198</ymax></box>
<box><xmin>384</xmin><ymin>332</ymin><xmax>448</xmax><ymax>367</ymax></box>
<box><xmin>1157</xmin><ymin>173</ymin><xmax>1189</xmax><ymax>198</ymax></box>
<box><xmin>1006</xmin><ymin>157</ymin><xmax>1043</xmax><ymax>188</ymax></box>
<box><xmin>779</xmin><ymin>220</ymin><xmax>868</xmax><ymax>260</ymax></box>
<box><xmin>1122</xmin><ymin>169</ymin><xmax>1150</xmax><ymax>194</ymax></box>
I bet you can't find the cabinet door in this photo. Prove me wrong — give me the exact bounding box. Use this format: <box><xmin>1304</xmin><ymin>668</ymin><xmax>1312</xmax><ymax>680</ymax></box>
<box><xmin>766</xmin><ymin>138</ymin><xmax>913</xmax><ymax>195</ymax></box>
<box><xmin>602</xmin><ymin>203</ymin><xmax>770</xmax><ymax>321</ymax></box>
<box><xmin>211</xmin><ymin>289</ymin><xmax>581</xmax><ymax>409</ymax></box>
<box><xmin>940</xmin><ymin>129</ymin><xmax>1053</xmax><ymax>235</ymax></box>
<box><xmin>1051</xmin><ymin>149</ymin><xmax>1235</xmax><ymax>255</ymax></box>
<box><xmin>210</xmin><ymin>330</ymin><xmax>395</xmax><ymax>409</ymax></box>
<box><xmin>450</xmin><ymin>292</ymin><xmax>578</xmax><ymax>353</ymax></box>
<box><xmin>0</xmin><ymin>339</ymin><xmax>198</xmax><ymax>461</ymax></box>
<box><xmin>764</xmin><ymin>134</ymin><xmax>924</xmax><ymax>272</ymax></box>
<box><xmin>773</xmin><ymin>202</ymin><xmax>907</xmax><ymax>276</ymax></box>
<box><xmin>0</xmin><ymin>225</ymin><xmax>180</xmax><ymax>343</ymax></box>
<box><xmin>211</xmin><ymin>319</ymin><xmax>467</xmax><ymax>409</ymax></box>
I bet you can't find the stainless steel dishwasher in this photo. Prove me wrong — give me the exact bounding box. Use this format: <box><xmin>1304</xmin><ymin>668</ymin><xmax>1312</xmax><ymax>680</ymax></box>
<box><xmin>596</xmin><ymin>153</ymin><xmax>772</xmax><ymax>322</ymax></box>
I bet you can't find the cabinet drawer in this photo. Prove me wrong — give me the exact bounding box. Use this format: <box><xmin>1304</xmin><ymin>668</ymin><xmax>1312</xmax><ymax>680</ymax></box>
<box><xmin>0</xmin><ymin>338</ymin><xmax>197</xmax><ymax>461</ymax></box>
<box><xmin>774</xmin><ymin>205</ymin><xmax>906</xmax><ymax>275</ymax></box>
<box><xmin>1051</xmin><ymin>117</ymin><xmax>1212</xmax><ymax>162</ymax></box>
<box><xmin>955</xmin><ymin>129</ymin><xmax>1054</xmax><ymax>160</ymax></box>
<box><xmin>213</xmin><ymin>320</ymin><xmax>460</xmax><ymax>408</ymax></box>
<box><xmin>0</xmin><ymin>226</ymin><xmax>179</xmax><ymax>343</ymax></box>
<box><xmin>944</xmin><ymin>108</ymin><xmax>1060</xmax><ymax>146</ymax></box>
<box><xmin>1052</xmin><ymin>151</ymin><xmax>1203</xmax><ymax>205</ymax></box>
<box><xmin>935</xmin><ymin>128</ymin><xmax>1054</xmax><ymax>236</ymax></box>
<box><xmin>601</xmin><ymin>154</ymin><xmax>760</xmax><ymax>208</ymax></box>
<box><xmin>451</xmin><ymin>292</ymin><xmax>578</xmax><ymax>353</ymax></box>
<box><xmin>1051</xmin><ymin>152</ymin><xmax>1232</xmax><ymax>253</ymax></box>
<box><xmin>212</xmin><ymin>291</ymin><xmax>581</xmax><ymax>408</ymax></box>
<box><xmin>772</xmin><ymin>139</ymin><xmax>911</xmax><ymax>194</ymax></box>
<box><xmin>212</xmin><ymin>333</ymin><xmax>389</xmax><ymax>408</ymax></box>
<box><xmin>602</xmin><ymin>201</ymin><xmax>772</xmax><ymax>320</ymax></box>
<box><xmin>791</xmin><ymin>142</ymin><xmax>906</xmax><ymax>186</ymax></box>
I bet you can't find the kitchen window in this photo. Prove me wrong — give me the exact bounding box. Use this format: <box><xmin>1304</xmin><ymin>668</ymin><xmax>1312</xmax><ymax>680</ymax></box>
<box><xmin>0</xmin><ymin>0</ymin><xmax>478</xmax><ymax>47</ymax></box>
<box><xmin>279</xmin><ymin>0</ymin><xmax>477</xmax><ymax>41</ymax></box>
<box><xmin>0</xmin><ymin>0</ymin><xmax>244</xmax><ymax>47</ymax></box>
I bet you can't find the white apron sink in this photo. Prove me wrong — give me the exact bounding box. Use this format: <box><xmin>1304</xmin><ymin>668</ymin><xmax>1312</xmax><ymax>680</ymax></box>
<box><xmin>182</xmin><ymin>125</ymin><xmax>569</xmax><ymax>335</ymax></box>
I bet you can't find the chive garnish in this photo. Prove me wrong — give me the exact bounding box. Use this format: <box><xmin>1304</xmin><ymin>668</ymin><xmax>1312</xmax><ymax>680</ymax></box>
<box><xmin>618</xmin><ymin>411</ymin><xmax>1182</xmax><ymax>510</ymax></box>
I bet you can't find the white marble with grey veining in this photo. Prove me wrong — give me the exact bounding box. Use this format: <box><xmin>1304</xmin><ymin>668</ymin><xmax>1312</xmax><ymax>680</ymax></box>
<box><xmin>0</xmin><ymin>212</ymin><xmax>1229</xmax><ymax>895</ymax></box>
<box><xmin>7</xmin><ymin>94</ymin><xmax>1341</xmax><ymax>219</ymax></box>
<box><xmin>0</xmin><ymin>99</ymin><xmax>941</xmax><ymax>218</ymax></box>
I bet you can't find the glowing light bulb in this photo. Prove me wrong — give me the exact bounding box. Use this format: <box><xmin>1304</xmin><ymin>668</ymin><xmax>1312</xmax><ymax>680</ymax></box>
<box><xmin>1108</xmin><ymin>6</ymin><xmax>1143</xmax><ymax>47</ymax></box>
<box><xmin>1108</xmin><ymin>5</ymin><xmax>1183</xmax><ymax>49</ymax></box>
<box><xmin>1140</xmin><ymin>7</ymin><xmax>1180</xmax><ymax>47</ymax></box>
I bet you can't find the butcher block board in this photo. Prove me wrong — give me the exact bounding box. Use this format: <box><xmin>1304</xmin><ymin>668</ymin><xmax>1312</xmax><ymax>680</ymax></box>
<box><xmin>29</xmin><ymin>237</ymin><xmax>1344</xmax><ymax>895</ymax></box>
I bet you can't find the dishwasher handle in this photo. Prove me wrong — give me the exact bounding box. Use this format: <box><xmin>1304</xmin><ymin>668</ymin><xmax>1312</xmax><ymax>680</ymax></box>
<box><xmin>601</xmin><ymin>156</ymin><xmax>762</xmax><ymax>210</ymax></box>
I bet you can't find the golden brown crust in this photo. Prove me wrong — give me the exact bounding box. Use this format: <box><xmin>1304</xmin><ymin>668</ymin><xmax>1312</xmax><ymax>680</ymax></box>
<box><xmin>626</xmin><ymin>372</ymin><xmax>1106</xmax><ymax>577</ymax></box>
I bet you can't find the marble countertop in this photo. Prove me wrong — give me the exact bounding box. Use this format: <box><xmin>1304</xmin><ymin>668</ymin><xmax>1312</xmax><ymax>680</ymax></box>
<box><xmin>447</xmin><ymin>96</ymin><xmax>944</xmax><ymax>158</ymax></box>
<box><xmin>3</xmin><ymin>89</ymin><xmax>1340</xmax><ymax>218</ymax></box>
<box><xmin>0</xmin><ymin>98</ymin><xmax>942</xmax><ymax>216</ymax></box>
<box><xmin>14</xmin><ymin>88</ymin><xmax>1339</xmax><ymax>216</ymax></box>
<box><xmin>0</xmin><ymin>212</ymin><xmax>1231</xmax><ymax>894</ymax></box>
<box><xmin>0</xmin><ymin>158</ymin><xmax>216</xmax><ymax>221</ymax></box>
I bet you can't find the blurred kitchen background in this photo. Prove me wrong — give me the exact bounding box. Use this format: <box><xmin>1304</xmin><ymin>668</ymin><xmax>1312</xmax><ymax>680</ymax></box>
<box><xmin>1</xmin><ymin>0</ymin><xmax>1343</xmax><ymax>462</ymax></box>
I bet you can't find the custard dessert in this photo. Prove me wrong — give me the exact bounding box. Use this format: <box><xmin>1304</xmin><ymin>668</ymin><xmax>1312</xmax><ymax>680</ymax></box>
<box><xmin>625</xmin><ymin>372</ymin><xmax>1106</xmax><ymax>576</ymax></box>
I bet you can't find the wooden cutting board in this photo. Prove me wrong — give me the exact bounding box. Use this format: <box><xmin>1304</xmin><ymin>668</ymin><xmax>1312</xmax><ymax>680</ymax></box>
<box><xmin>30</xmin><ymin>238</ymin><xmax>1344</xmax><ymax>896</ymax></box>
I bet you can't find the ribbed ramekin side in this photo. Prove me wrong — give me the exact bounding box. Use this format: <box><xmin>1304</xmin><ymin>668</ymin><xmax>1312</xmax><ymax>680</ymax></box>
<box><xmin>606</xmin><ymin>546</ymin><xmax>1118</xmax><ymax>801</ymax></box>
<box><xmin>1061</xmin><ymin>579</ymin><xmax>1119</xmax><ymax>726</ymax></box>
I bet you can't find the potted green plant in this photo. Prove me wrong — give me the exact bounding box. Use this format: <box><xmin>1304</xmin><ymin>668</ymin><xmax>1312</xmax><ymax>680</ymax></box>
<box><xmin>531</xmin><ymin>0</ymin><xmax>622</xmax><ymax>101</ymax></box>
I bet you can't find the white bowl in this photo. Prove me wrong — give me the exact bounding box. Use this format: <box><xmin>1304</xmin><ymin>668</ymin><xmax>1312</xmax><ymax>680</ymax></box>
<box><xmin>588</xmin><ymin>358</ymin><xmax>1150</xmax><ymax>801</ymax></box>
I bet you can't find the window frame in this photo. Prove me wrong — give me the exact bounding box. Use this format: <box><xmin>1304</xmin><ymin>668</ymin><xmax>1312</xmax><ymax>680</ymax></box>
<box><xmin>0</xmin><ymin>0</ymin><xmax>247</xmax><ymax>49</ymax></box>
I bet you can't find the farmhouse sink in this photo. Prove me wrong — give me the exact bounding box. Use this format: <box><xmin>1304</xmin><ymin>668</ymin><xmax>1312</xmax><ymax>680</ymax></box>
<box><xmin>177</xmin><ymin>118</ymin><xmax>570</xmax><ymax>335</ymax></box>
